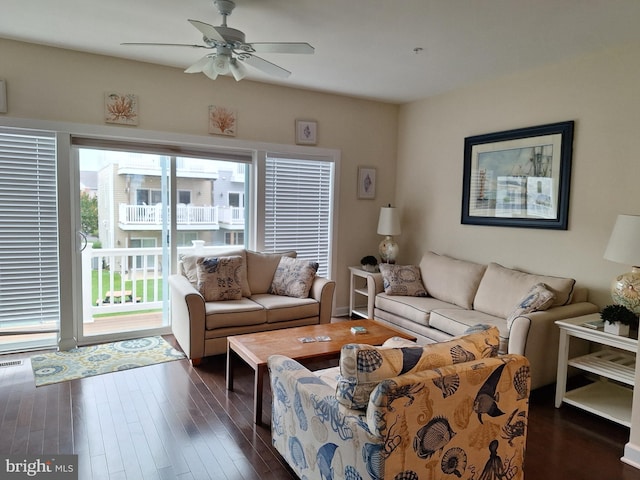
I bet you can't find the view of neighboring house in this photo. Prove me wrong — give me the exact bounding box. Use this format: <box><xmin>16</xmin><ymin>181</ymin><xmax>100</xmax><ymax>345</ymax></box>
<box><xmin>81</xmin><ymin>151</ymin><xmax>246</xmax><ymax>256</ymax></box>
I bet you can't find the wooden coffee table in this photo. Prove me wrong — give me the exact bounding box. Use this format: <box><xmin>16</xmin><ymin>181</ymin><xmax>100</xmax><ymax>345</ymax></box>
<box><xmin>226</xmin><ymin>319</ymin><xmax>416</xmax><ymax>425</ymax></box>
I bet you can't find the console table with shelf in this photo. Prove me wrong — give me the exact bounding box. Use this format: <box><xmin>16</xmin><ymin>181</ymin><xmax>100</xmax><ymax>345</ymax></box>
<box><xmin>555</xmin><ymin>313</ymin><xmax>637</xmax><ymax>427</ymax></box>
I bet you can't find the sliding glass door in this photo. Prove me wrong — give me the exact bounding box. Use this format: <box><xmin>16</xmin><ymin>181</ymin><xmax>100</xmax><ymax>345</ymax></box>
<box><xmin>75</xmin><ymin>144</ymin><xmax>249</xmax><ymax>343</ymax></box>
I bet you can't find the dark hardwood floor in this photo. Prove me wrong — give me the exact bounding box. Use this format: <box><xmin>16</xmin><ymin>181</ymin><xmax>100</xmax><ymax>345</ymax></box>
<box><xmin>1</xmin><ymin>335</ymin><xmax>640</xmax><ymax>480</ymax></box>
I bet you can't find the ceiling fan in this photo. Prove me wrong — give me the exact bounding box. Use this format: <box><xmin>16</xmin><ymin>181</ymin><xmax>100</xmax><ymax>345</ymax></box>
<box><xmin>122</xmin><ymin>0</ymin><xmax>314</xmax><ymax>81</ymax></box>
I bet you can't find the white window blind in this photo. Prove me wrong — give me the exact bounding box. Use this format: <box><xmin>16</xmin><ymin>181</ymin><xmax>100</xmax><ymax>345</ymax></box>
<box><xmin>264</xmin><ymin>156</ymin><xmax>333</xmax><ymax>278</ymax></box>
<box><xmin>0</xmin><ymin>128</ymin><xmax>59</xmax><ymax>335</ymax></box>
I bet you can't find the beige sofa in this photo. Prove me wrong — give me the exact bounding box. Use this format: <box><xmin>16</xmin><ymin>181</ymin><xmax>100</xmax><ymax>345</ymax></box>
<box><xmin>368</xmin><ymin>251</ymin><xmax>599</xmax><ymax>389</ymax></box>
<box><xmin>169</xmin><ymin>249</ymin><xmax>335</xmax><ymax>364</ymax></box>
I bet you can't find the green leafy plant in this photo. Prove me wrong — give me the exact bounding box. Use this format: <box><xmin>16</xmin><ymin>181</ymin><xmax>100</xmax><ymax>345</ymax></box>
<box><xmin>600</xmin><ymin>304</ymin><xmax>639</xmax><ymax>326</ymax></box>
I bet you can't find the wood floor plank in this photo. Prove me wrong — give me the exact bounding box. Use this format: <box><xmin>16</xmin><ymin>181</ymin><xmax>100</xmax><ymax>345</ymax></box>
<box><xmin>1</xmin><ymin>334</ymin><xmax>639</xmax><ymax>479</ymax></box>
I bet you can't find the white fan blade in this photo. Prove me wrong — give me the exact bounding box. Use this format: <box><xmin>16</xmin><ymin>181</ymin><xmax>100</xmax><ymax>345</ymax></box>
<box><xmin>229</xmin><ymin>60</ymin><xmax>247</xmax><ymax>81</ymax></box>
<box><xmin>122</xmin><ymin>42</ymin><xmax>208</xmax><ymax>48</ymax></box>
<box><xmin>185</xmin><ymin>55</ymin><xmax>213</xmax><ymax>73</ymax></box>
<box><xmin>242</xmin><ymin>55</ymin><xmax>291</xmax><ymax>78</ymax></box>
<box><xmin>248</xmin><ymin>43</ymin><xmax>314</xmax><ymax>54</ymax></box>
<box><xmin>188</xmin><ymin>19</ymin><xmax>225</xmax><ymax>42</ymax></box>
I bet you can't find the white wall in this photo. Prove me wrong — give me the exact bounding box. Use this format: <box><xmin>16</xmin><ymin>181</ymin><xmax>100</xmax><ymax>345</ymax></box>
<box><xmin>0</xmin><ymin>38</ymin><xmax>399</xmax><ymax>312</ymax></box>
<box><xmin>397</xmin><ymin>40</ymin><xmax>640</xmax><ymax>459</ymax></box>
<box><xmin>397</xmin><ymin>41</ymin><xmax>640</xmax><ymax>308</ymax></box>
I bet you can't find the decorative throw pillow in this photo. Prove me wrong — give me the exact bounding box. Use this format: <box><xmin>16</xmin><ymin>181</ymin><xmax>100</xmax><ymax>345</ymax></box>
<box><xmin>196</xmin><ymin>255</ymin><xmax>244</xmax><ymax>301</ymax></box>
<box><xmin>378</xmin><ymin>264</ymin><xmax>427</xmax><ymax>297</ymax></box>
<box><xmin>335</xmin><ymin>326</ymin><xmax>500</xmax><ymax>409</ymax></box>
<box><xmin>506</xmin><ymin>282</ymin><xmax>556</xmax><ymax>329</ymax></box>
<box><xmin>269</xmin><ymin>256</ymin><xmax>319</xmax><ymax>298</ymax></box>
<box><xmin>181</xmin><ymin>250</ymin><xmax>251</xmax><ymax>297</ymax></box>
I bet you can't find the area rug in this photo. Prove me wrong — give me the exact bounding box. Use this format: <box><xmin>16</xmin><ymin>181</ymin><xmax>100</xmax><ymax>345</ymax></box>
<box><xmin>31</xmin><ymin>336</ymin><xmax>186</xmax><ymax>386</ymax></box>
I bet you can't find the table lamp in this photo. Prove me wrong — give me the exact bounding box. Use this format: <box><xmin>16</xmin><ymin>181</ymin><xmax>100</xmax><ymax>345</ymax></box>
<box><xmin>377</xmin><ymin>205</ymin><xmax>401</xmax><ymax>264</ymax></box>
<box><xmin>603</xmin><ymin>214</ymin><xmax>640</xmax><ymax>314</ymax></box>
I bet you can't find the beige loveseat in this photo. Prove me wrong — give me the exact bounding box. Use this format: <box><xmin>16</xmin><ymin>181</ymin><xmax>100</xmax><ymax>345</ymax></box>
<box><xmin>169</xmin><ymin>249</ymin><xmax>335</xmax><ymax>364</ymax></box>
<box><xmin>368</xmin><ymin>251</ymin><xmax>599</xmax><ymax>389</ymax></box>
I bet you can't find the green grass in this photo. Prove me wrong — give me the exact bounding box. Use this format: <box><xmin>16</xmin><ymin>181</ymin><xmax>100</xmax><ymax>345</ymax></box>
<box><xmin>91</xmin><ymin>270</ymin><xmax>164</xmax><ymax>306</ymax></box>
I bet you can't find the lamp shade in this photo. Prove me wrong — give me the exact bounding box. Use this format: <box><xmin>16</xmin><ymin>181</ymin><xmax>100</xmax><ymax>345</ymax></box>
<box><xmin>604</xmin><ymin>214</ymin><xmax>640</xmax><ymax>266</ymax></box>
<box><xmin>377</xmin><ymin>206</ymin><xmax>401</xmax><ymax>236</ymax></box>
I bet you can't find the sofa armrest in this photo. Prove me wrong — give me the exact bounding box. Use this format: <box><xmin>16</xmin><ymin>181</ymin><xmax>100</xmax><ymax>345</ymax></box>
<box><xmin>268</xmin><ymin>355</ymin><xmax>379</xmax><ymax>479</ymax></box>
<box><xmin>367</xmin><ymin>354</ymin><xmax>531</xmax><ymax>479</ymax></box>
<box><xmin>310</xmin><ymin>276</ymin><xmax>336</xmax><ymax>324</ymax></box>
<box><xmin>168</xmin><ymin>274</ymin><xmax>206</xmax><ymax>361</ymax></box>
<box><xmin>509</xmin><ymin>301</ymin><xmax>599</xmax><ymax>389</ymax></box>
<box><xmin>367</xmin><ymin>272</ymin><xmax>384</xmax><ymax>296</ymax></box>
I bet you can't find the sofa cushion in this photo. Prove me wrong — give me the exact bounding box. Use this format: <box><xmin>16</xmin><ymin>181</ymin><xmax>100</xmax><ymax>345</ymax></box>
<box><xmin>473</xmin><ymin>262</ymin><xmax>575</xmax><ymax>318</ymax></box>
<box><xmin>506</xmin><ymin>282</ymin><xmax>556</xmax><ymax>329</ymax></box>
<box><xmin>196</xmin><ymin>256</ymin><xmax>245</xmax><ymax>301</ymax></box>
<box><xmin>245</xmin><ymin>250</ymin><xmax>296</xmax><ymax>294</ymax></box>
<box><xmin>204</xmin><ymin>298</ymin><xmax>266</xmax><ymax>329</ymax></box>
<box><xmin>375</xmin><ymin>294</ymin><xmax>458</xmax><ymax>326</ymax></box>
<box><xmin>419</xmin><ymin>252</ymin><xmax>486</xmax><ymax>309</ymax></box>
<box><xmin>335</xmin><ymin>326</ymin><xmax>500</xmax><ymax>409</ymax></box>
<box><xmin>181</xmin><ymin>249</ymin><xmax>251</xmax><ymax>297</ymax></box>
<box><xmin>429</xmin><ymin>309</ymin><xmax>509</xmax><ymax>354</ymax></box>
<box><xmin>250</xmin><ymin>293</ymin><xmax>319</xmax><ymax>323</ymax></box>
<box><xmin>269</xmin><ymin>256</ymin><xmax>319</xmax><ymax>298</ymax></box>
<box><xmin>379</xmin><ymin>264</ymin><xmax>427</xmax><ymax>297</ymax></box>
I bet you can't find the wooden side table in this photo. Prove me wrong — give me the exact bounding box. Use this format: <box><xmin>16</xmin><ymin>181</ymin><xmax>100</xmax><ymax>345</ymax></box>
<box><xmin>555</xmin><ymin>313</ymin><xmax>636</xmax><ymax>427</ymax></box>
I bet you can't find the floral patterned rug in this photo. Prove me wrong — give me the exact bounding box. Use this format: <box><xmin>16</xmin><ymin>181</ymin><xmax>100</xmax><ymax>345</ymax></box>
<box><xmin>31</xmin><ymin>336</ymin><xmax>186</xmax><ymax>386</ymax></box>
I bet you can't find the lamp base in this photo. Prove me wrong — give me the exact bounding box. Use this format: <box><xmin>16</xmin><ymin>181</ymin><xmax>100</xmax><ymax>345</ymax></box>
<box><xmin>611</xmin><ymin>266</ymin><xmax>640</xmax><ymax>315</ymax></box>
<box><xmin>379</xmin><ymin>235</ymin><xmax>398</xmax><ymax>264</ymax></box>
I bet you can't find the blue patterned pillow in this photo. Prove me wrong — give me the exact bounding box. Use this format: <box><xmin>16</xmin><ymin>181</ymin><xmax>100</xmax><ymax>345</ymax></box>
<box><xmin>269</xmin><ymin>256</ymin><xmax>319</xmax><ymax>298</ymax></box>
<box><xmin>196</xmin><ymin>255</ymin><xmax>244</xmax><ymax>301</ymax></box>
<box><xmin>378</xmin><ymin>264</ymin><xmax>427</xmax><ymax>296</ymax></box>
<box><xmin>506</xmin><ymin>282</ymin><xmax>555</xmax><ymax>329</ymax></box>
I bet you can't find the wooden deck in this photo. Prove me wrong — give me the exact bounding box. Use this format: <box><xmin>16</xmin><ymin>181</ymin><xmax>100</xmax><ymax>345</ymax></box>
<box><xmin>0</xmin><ymin>311</ymin><xmax>164</xmax><ymax>350</ymax></box>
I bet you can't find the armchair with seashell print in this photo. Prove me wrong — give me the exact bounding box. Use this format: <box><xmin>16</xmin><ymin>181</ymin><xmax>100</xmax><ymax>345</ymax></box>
<box><xmin>268</xmin><ymin>326</ymin><xmax>531</xmax><ymax>480</ymax></box>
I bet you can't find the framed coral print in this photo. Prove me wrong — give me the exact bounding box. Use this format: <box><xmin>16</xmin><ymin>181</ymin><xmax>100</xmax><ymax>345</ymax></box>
<box><xmin>357</xmin><ymin>166</ymin><xmax>376</xmax><ymax>199</ymax></box>
<box><xmin>104</xmin><ymin>92</ymin><xmax>138</xmax><ymax>125</ymax></box>
<box><xmin>461</xmin><ymin>121</ymin><xmax>574</xmax><ymax>230</ymax></box>
<box><xmin>296</xmin><ymin>120</ymin><xmax>317</xmax><ymax>145</ymax></box>
<box><xmin>209</xmin><ymin>105</ymin><xmax>237</xmax><ymax>136</ymax></box>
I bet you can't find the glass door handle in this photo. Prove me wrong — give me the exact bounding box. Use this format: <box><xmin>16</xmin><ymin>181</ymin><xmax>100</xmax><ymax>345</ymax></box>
<box><xmin>78</xmin><ymin>231</ymin><xmax>88</xmax><ymax>252</ymax></box>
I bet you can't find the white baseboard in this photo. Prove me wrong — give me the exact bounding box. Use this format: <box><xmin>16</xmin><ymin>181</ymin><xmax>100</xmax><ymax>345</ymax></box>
<box><xmin>622</xmin><ymin>442</ymin><xmax>640</xmax><ymax>470</ymax></box>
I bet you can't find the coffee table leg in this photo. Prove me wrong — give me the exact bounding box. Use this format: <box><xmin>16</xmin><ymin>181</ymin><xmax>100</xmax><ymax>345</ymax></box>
<box><xmin>254</xmin><ymin>364</ymin><xmax>266</xmax><ymax>426</ymax></box>
<box><xmin>226</xmin><ymin>346</ymin><xmax>235</xmax><ymax>391</ymax></box>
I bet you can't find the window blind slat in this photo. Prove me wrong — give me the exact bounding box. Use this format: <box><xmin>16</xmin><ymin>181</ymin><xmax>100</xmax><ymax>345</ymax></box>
<box><xmin>264</xmin><ymin>156</ymin><xmax>333</xmax><ymax>278</ymax></box>
<box><xmin>0</xmin><ymin>127</ymin><xmax>60</xmax><ymax>334</ymax></box>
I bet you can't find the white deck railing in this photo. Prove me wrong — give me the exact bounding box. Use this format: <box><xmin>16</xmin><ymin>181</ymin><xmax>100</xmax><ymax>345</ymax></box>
<box><xmin>81</xmin><ymin>243</ymin><xmax>235</xmax><ymax>323</ymax></box>
<box><xmin>118</xmin><ymin>204</ymin><xmax>219</xmax><ymax>225</ymax></box>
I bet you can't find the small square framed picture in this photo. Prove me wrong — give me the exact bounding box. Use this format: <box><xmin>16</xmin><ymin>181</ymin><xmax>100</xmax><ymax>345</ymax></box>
<box><xmin>295</xmin><ymin>120</ymin><xmax>317</xmax><ymax>145</ymax></box>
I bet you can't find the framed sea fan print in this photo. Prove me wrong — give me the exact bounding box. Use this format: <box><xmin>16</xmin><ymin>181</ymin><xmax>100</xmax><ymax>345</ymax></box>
<box><xmin>209</xmin><ymin>105</ymin><xmax>237</xmax><ymax>136</ymax></box>
<box><xmin>104</xmin><ymin>92</ymin><xmax>138</xmax><ymax>125</ymax></box>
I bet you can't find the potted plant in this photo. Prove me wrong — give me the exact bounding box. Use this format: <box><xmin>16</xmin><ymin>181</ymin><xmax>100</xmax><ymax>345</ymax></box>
<box><xmin>600</xmin><ymin>304</ymin><xmax>638</xmax><ymax>336</ymax></box>
<box><xmin>360</xmin><ymin>255</ymin><xmax>379</xmax><ymax>273</ymax></box>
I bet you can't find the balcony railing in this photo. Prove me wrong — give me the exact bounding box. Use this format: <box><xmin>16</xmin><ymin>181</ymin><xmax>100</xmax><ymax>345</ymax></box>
<box><xmin>118</xmin><ymin>204</ymin><xmax>244</xmax><ymax>226</ymax></box>
<box><xmin>81</xmin><ymin>243</ymin><xmax>239</xmax><ymax>323</ymax></box>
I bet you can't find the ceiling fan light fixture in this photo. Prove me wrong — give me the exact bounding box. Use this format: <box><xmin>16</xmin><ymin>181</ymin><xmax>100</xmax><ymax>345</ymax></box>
<box><xmin>213</xmin><ymin>54</ymin><xmax>230</xmax><ymax>74</ymax></box>
<box><xmin>202</xmin><ymin>58</ymin><xmax>219</xmax><ymax>80</ymax></box>
<box><xmin>229</xmin><ymin>59</ymin><xmax>247</xmax><ymax>81</ymax></box>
